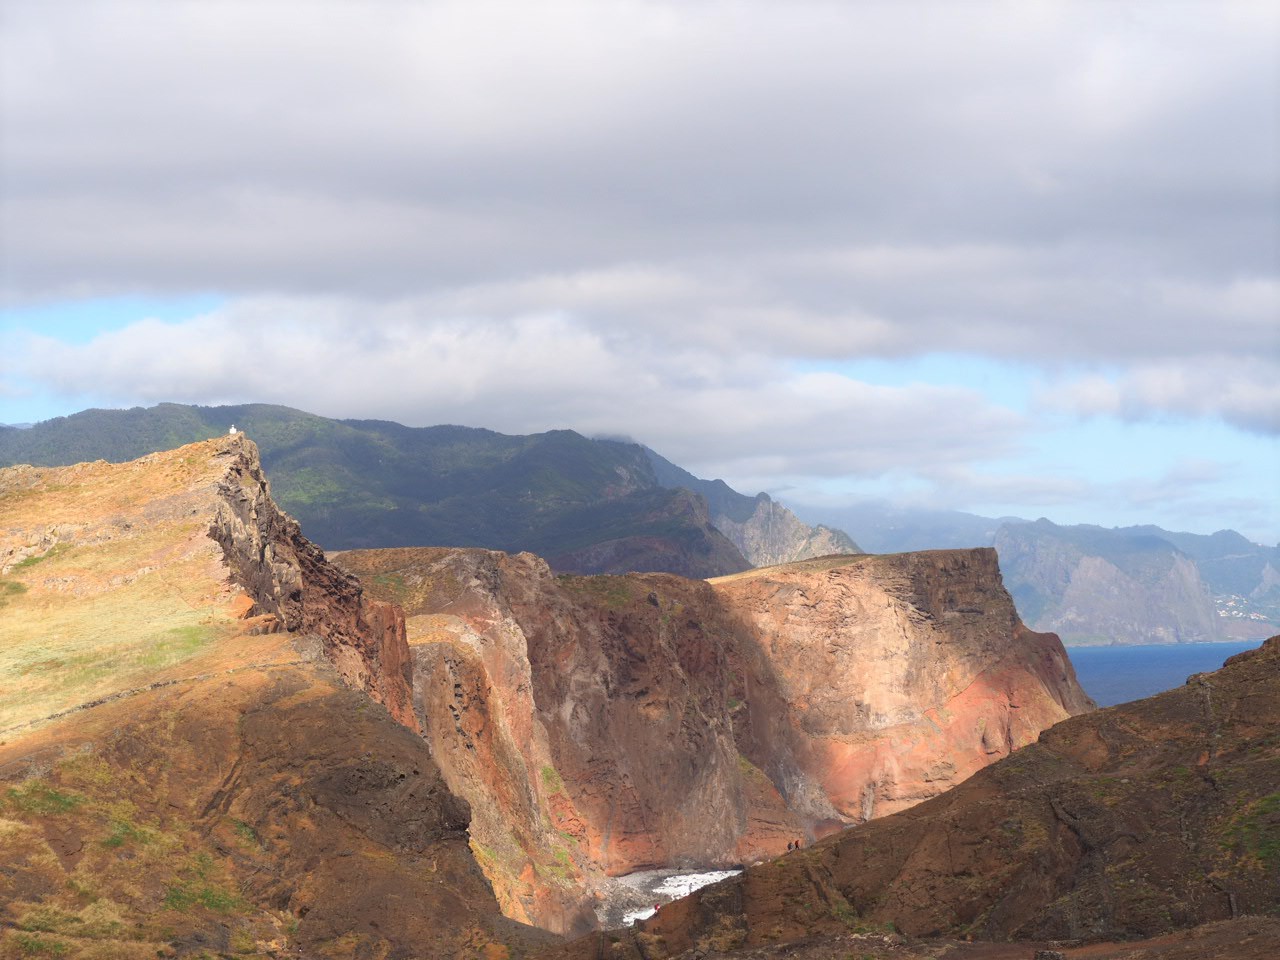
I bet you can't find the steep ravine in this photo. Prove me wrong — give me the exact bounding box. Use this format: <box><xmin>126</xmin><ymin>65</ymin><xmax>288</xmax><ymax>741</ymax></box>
<box><xmin>338</xmin><ymin>545</ymin><xmax>1094</xmax><ymax>936</ymax></box>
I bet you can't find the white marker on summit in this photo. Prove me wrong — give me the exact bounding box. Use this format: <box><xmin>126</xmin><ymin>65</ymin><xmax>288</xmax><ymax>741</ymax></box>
<box><xmin>229</xmin><ymin>424</ymin><xmax>238</xmax><ymax>436</ymax></box>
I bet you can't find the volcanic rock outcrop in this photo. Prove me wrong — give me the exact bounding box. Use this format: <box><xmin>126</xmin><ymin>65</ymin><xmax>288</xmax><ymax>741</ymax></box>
<box><xmin>709</xmin><ymin>494</ymin><xmax>861</xmax><ymax>568</ymax></box>
<box><xmin>546</xmin><ymin>636</ymin><xmax>1280</xmax><ymax>958</ymax></box>
<box><xmin>337</xmin><ymin>546</ymin><xmax>1092</xmax><ymax>934</ymax></box>
<box><xmin>206</xmin><ymin>437</ymin><xmax>417</xmax><ymax>729</ymax></box>
<box><xmin>0</xmin><ymin>438</ymin><xmax>549</xmax><ymax>958</ymax></box>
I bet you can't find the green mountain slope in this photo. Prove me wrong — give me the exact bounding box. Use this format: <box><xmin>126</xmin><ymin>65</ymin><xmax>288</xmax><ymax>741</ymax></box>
<box><xmin>0</xmin><ymin>403</ymin><xmax>749</xmax><ymax>577</ymax></box>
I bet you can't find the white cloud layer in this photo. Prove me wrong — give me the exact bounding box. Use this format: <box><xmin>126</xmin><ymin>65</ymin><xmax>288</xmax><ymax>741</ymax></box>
<box><xmin>16</xmin><ymin>308</ymin><xmax>1025</xmax><ymax>480</ymax></box>
<box><xmin>1041</xmin><ymin>356</ymin><xmax>1280</xmax><ymax>435</ymax></box>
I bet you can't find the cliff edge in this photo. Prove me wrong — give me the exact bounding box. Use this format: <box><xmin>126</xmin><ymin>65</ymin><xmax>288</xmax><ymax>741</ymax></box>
<box><xmin>0</xmin><ymin>438</ymin><xmax>550</xmax><ymax>959</ymax></box>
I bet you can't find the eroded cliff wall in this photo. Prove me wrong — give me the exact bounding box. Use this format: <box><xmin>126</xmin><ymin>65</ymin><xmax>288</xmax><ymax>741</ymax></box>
<box><xmin>550</xmin><ymin>636</ymin><xmax>1280</xmax><ymax>957</ymax></box>
<box><xmin>714</xmin><ymin>550</ymin><xmax>1094</xmax><ymax>826</ymax></box>
<box><xmin>340</xmin><ymin>544</ymin><xmax>1093</xmax><ymax>935</ymax></box>
<box><xmin>207</xmin><ymin>437</ymin><xmax>417</xmax><ymax>729</ymax></box>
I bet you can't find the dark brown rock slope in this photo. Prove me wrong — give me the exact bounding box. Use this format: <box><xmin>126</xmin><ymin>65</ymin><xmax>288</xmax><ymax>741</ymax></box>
<box><xmin>545</xmin><ymin>636</ymin><xmax>1280</xmax><ymax>958</ymax></box>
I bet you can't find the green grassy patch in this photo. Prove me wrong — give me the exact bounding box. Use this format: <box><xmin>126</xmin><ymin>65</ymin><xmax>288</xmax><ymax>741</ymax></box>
<box><xmin>137</xmin><ymin>624</ymin><xmax>217</xmax><ymax>668</ymax></box>
<box><xmin>11</xmin><ymin>933</ymin><xmax>69</xmax><ymax>957</ymax></box>
<box><xmin>101</xmin><ymin>817</ymin><xmax>153</xmax><ymax>849</ymax></box>
<box><xmin>232</xmin><ymin>819</ymin><xmax>261</xmax><ymax>847</ymax></box>
<box><xmin>371</xmin><ymin>572</ymin><xmax>409</xmax><ymax>601</ymax></box>
<box><xmin>163</xmin><ymin>853</ymin><xmax>245</xmax><ymax>915</ymax></box>
<box><xmin>540</xmin><ymin>764</ymin><xmax>564</xmax><ymax>794</ymax></box>
<box><xmin>163</xmin><ymin>883</ymin><xmax>243</xmax><ymax>914</ymax></box>
<box><xmin>10</xmin><ymin>544</ymin><xmax>72</xmax><ymax>572</ymax></box>
<box><xmin>1223</xmin><ymin>792</ymin><xmax>1280</xmax><ymax>867</ymax></box>
<box><xmin>5</xmin><ymin>781</ymin><xmax>86</xmax><ymax>816</ymax></box>
<box><xmin>0</xmin><ymin>578</ymin><xmax>29</xmax><ymax>607</ymax></box>
<box><xmin>556</xmin><ymin>575</ymin><xmax>634</xmax><ymax>610</ymax></box>
<box><xmin>17</xmin><ymin>901</ymin><xmax>126</xmax><ymax>940</ymax></box>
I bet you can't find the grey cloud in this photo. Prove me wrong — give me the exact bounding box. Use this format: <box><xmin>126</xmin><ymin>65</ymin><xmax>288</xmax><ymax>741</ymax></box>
<box><xmin>1040</xmin><ymin>356</ymin><xmax>1280</xmax><ymax>435</ymax></box>
<box><xmin>2</xmin><ymin>0</ymin><xmax>1276</xmax><ymax>543</ymax></box>
<box><xmin>3</xmin><ymin>0</ymin><xmax>1276</xmax><ymax>373</ymax></box>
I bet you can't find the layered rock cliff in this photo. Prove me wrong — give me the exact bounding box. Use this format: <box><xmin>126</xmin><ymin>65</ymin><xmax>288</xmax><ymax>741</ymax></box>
<box><xmin>714</xmin><ymin>550</ymin><xmax>1094</xmax><ymax>827</ymax></box>
<box><xmin>339</xmin><ymin>545</ymin><xmax>1092</xmax><ymax>935</ymax></box>
<box><xmin>206</xmin><ymin>437</ymin><xmax>417</xmax><ymax>729</ymax></box>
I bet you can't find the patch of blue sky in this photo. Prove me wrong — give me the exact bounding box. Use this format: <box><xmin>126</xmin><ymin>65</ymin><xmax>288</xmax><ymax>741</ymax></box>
<box><xmin>0</xmin><ymin>293</ymin><xmax>224</xmax><ymax>341</ymax></box>
<box><xmin>789</xmin><ymin>354</ymin><xmax>1036</xmax><ymax>412</ymax></box>
<box><xmin>1008</xmin><ymin>416</ymin><xmax>1279</xmax><ymax>542</ymax></box>
<box><xmin>0</xmin><ymin>295</ymin><xmax>225</xmax><ymax>424</ymax></box>
<box><xmin>782</xmin><ymin>352</ymin><xmax>1277</xmax><ymax>541</ymax></box>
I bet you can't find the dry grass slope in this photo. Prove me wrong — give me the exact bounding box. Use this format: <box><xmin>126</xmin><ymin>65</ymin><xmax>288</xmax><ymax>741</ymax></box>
<box><xmin>0</xmin><ymin>445</ymin><xmax>278</xmax><ymax>733</ymax></box>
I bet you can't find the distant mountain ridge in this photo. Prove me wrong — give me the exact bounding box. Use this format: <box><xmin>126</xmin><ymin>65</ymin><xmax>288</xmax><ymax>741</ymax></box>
<box><xmin>643</xmin><ymin>447</ymin><xmax>862</xmax><ymax>564</ymax></box>
<box><xmin>0</xmin><ymin>403</ymin><xmax>858</xmax><ymax>578</ymax></box>
<box><xmin>797</xmin><ymin>501</ymin><xmax>1279</xmax><ymax>645</ymax></box>
<box><xmin>994</xmin><ymin>520</ymin><xmax>1224</xmax><ymax>645</ymax></box>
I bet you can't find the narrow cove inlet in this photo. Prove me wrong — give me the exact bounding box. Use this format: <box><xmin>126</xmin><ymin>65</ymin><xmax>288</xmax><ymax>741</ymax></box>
<box><xmin>601</xmin><ymin>869</ymin><xmax>744</xmax><ymax>928</ymax></box>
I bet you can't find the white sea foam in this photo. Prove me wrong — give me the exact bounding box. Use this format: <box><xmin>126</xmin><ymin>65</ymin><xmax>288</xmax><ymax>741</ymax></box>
<box><xmin>619</xmin><ymin>869</ymin><xmax>741</xmax><ymax>925</ymax></box>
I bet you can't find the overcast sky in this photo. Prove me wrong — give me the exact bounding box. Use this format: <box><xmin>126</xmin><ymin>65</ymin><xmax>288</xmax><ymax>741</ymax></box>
<box><xmin>2</xmin><ymin>1</ymin><xmax>1277</xmax><ymax>543</ymax></box>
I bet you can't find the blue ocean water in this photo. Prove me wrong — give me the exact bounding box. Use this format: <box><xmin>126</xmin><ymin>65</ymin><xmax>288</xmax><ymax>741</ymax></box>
<box><xmin>1066</xmin><ymin>640</ymin><xmax>1266</xmax><ymax>708</ymax></box>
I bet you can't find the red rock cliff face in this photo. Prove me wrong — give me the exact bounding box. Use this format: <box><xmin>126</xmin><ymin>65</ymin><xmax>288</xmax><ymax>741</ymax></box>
<box><xmin>501</xmin><ymin>562</ymin><xmax>802</xmax><ymax>874</ymax></box>
<box><xmin>340</xmin><ymin>546</ymin><xmax>1093</xmax><ymax>935</ymax></box>
<box><xmin>713</xmin><ymin>550</ymin><xmax>1094</xmax><ymax>830</ymax></box>
<box><xmin>207</xmin><ymin>437</ymin><xmax>417</xmax><ymax>731</ymax></box>
<box><xmin>334</xmin><ymin>546</ymin><xmax>794</xmax><ymax>936</ymax></box>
